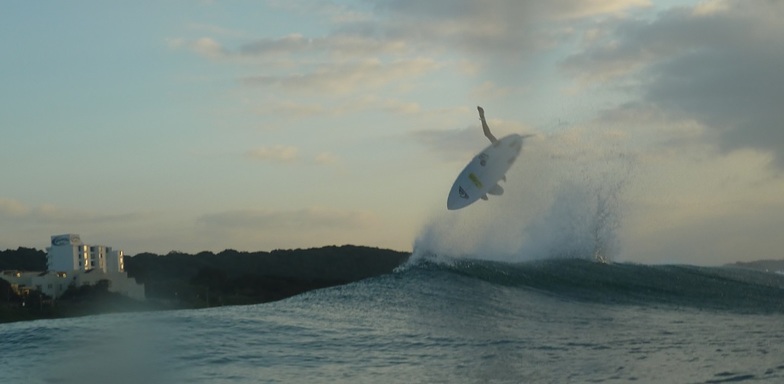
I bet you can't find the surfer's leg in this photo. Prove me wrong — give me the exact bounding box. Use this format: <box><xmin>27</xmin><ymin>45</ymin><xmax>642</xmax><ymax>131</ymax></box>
<box><xmin>477</xmin><ymin>106</ymin><xmax>498</xmax><ymax>145</ymax></box>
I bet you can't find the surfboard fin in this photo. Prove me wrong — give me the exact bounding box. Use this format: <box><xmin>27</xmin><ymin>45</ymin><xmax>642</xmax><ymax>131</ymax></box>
<box><xmin>481</xmin><ymin>194</ymin><xmax>488</xmax><ymax>201</ymax></box>
<box><xmin>488</xmin><ymin>183</ymin><xmax>504</xmax><ymax>196</ymax></box>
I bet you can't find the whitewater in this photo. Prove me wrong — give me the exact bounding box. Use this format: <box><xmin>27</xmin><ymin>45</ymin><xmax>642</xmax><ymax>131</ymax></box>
<box><xmin>3</xmin><ymin>133</ymin><xmax>784</xmax><ymax>383</ymax></box>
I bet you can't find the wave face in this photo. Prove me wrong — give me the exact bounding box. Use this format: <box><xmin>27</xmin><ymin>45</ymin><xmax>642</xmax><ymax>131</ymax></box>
<box><xmin>400</xmin><ymin>256</ymin><xmax>784</xmax><ymax>314</ymax></box>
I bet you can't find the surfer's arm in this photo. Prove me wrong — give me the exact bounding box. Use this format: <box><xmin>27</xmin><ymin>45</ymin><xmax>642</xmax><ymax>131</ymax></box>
<box><xmin>477</xmin><ymin>106</ymin><xmax>498</xmax><ymax>145</ymax></box>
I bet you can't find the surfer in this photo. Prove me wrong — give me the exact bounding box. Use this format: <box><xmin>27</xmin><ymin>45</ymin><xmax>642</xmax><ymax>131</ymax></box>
<box><xmin>447</xmin><ymin>106</ymin><xmax>528</xmax><ymax>209</ymax></box>
<box><xmin>477</xmin><ymin>106</ymin><xmax>498</xmax><ymax>145</ymax></box>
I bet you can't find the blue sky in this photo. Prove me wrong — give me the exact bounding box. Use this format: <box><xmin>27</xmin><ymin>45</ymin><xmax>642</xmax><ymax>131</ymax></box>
<box><xmin>2</xmin><ymin>0</ymin><xmax>783</xmax><ymax>265</ymax></box>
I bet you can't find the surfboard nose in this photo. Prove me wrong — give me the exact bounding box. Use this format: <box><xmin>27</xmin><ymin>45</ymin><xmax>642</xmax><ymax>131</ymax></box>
<box><xmin>447</xmin><ymin>196</ymin><xmax>459</xmax><ymax>210</ymax></box>
<box><xmin>447</xmin><ymin>185</ymin><xmax>471</xmax><ymax>210</ymax></box>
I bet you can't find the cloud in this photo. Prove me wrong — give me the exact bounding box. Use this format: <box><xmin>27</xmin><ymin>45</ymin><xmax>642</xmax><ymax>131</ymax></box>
<box><xmin>364</xmin><ymin>0</ymin><xmax>650</xmax><ymax>58</ymax></box>
<box><xmin>692</xmin><ymin>0</ymin><xmax>730</xmax><ymax>16</ymax></box>
<box><xmin>0</xmin><ymin>197</ymin><xmax>150</xmax><ymax>225</ymax></box>
<box><xmin>592</xmin><ymin>102</ymin><xmax>711</xmax><ymax>156</ymax></box>
<box><xmin>400</xmin><ymin>0</ymin><xmax>651</xmax><ymax>20</ymax></box>
<box><xmin>246</xmin><ymin>145</ymin><xmax>299</xmax><ymax>163</ymax></box>
<box><xmin>197</xmin><ymin>207</ymin><xmax>377</xmax><ymax>231</ymax></box>
<box><xmin>192</xmin><ymin>37</ymin><xmax>226</xmax><ymax>59</ymax></box>
<box><xmin>562</xmin><ymin>0</ymin><xmax>784</xmax><ymax>167</ymax></box>
<box><xmin>410</xmin><ymin>127</ymin><xmax>483</xmax><ymax>162</ymax></box>
<box><xmin>378</xmin><ymin>98</ymin><xmax>421</xmax><ymax>114</ymax></box>
<box><xmin>245</xmin><ymin>145</ymin><xmax>342</xmax><ymax>166</ymax></box>
<box><xmin>314</xmin><ymin>152</ymin><xmax>340</xmax><ymax>165</ymax></box>
<box><xmin>239</xmin><ymin>33</ymin><xmax>408</xmax><ymax>59</ymax></box>
<box><xmin>265</xmin><ymin>0</ymin><xmax>376</xmax><ymax>24</ymax></box>
<box><xmin>186</xmin><ymin>22</ymin><xmax>247</xmax><ymax>38</ymax></box>
<box><xmin>169</xmin><ymin>0</ymin><xmax>651</xmax><ymax>96</ymax></box>
<box><xmin>0</xmin><ymin>197</ymin><xmax>27</xmax><ymax>218</ymax></box>
<box><xmin>167</xmin><ymin>37</ymin><xmax>226</xmax><ymax>59</ymax></box>
<box><xmin>470</xmin><ymin>81</ymin><xmax>522</xmax><ymax>100</ymax></box>
<box><xmin>240</xmin><ymin>58</ymin><xmax>440</xmax><ymax>94</ymax></box>
<box><xmin>252</xmin><ymin>97</ymin><xmax>421</xmax><ymax>119</ymax></box>
<box><xmin>191</xmin><ymin>206</ymin><xmax>387</xmax><ymax>252</ymax></box>
<box><xmin>545</xmin><ymin>0</ymin><xmax>651</xmax><ymax>19</ymax></box>
<box><xmin>255</xmin><ymin>101</ymin><xmax>329</xmax><ymax>118</ymax></box>
<box><xmin>0</xmin><ymin>197</ymin><xmax>162</xmax><ymax>251</ymax></box>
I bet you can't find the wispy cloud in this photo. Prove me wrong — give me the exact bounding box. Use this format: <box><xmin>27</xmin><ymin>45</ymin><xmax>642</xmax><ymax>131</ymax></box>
<box><xmin>0</xmin><ymin>197</ymin><xmax>152</xmax><ymax>225</ymax></box>
<box><xmin>240</xmin><ymin>58</ymin><xmax>439</xmax><ymax>94</ymax></box>
<box><xmin>409</xmin><ymin>127</ymin><xmax>481</xmax><ymax>162</ymax></box>
<box><xmin>168</xmin><ymin>0</ymin><xmax>652</xmax><ymax>101</ymax></box>
<box><xmin>0</xmin><ymin>198</ymin><xmax>27</xmax><ymax>218</ymax></box>
<box><xmin>314</xmin><ymin>152</ymin><xmax>340</xmax><ymax>165</ymax></box>
<box><xmin>365</xmin><ymin>0</ymin><xmax>650</xmax><ymax>58</ymax></box>
<box><xmin>252</xmin><ymin>97</ymin><xmax>422</xmax><ymax>119</ymax></box>
<box><xmin>197</xmin><ymin>207</ymin><xmax>377</xmax><ymax>230</ymax></box>
<box><xmin>246</xmin><ymin>145</ymin><xmax>299</xmax><ymax>163</ymax></box>
<box><xmin>0</xmin><ymin>197</ymin><xmax>161</xmax><ymax>251</ymax></box>
<box><xmin>238</xmin><ymin>33</ymin><xmax>408</xmax><ymax>59</ymax></box>
<box><xmin>470</xmin><ymin>81</ymin><xmax>522</xmax><ymax>100</ymax></box>
<box><xmin>167</xmin><ymin>37</ymin><xmax>226</xmax><ymax>59</ymax></box>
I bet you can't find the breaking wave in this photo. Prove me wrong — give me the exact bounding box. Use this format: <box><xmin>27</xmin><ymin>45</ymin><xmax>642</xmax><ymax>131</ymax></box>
<box><xmin>399</xmin><ymin>257</ymin><xmax>784</xmax><ymax>313</ymax></box>
<box><xmin>413</xmin><ymin>131</ymin><xmax>634</xmax><ymax>263</ymax></box>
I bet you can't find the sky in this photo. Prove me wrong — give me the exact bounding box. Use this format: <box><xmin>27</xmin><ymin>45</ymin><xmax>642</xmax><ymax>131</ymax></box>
<box><xmin>2</xmin><ymin>0</ymin><xmax>783</xmax><ymax>265</ymax></box>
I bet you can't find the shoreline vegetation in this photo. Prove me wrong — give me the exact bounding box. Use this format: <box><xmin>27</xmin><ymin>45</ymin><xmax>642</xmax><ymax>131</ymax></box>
<box><xmin>0</xmin><ymin>245</ymin><xmax>411</xmax><ymax>324</ymax></box>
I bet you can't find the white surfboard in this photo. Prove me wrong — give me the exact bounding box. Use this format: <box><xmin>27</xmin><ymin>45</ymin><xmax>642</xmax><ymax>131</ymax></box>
<box><xmin>447</xmin><ymin>134</ymin><xmax>524</xmax><ymax>210</ymax></box>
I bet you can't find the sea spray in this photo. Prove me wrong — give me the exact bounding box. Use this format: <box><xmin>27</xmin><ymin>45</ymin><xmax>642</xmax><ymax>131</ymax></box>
<box><xmin>411</xmin><ymin>129</ymin><xmax>634</xmax><ymax>264</ymax></box>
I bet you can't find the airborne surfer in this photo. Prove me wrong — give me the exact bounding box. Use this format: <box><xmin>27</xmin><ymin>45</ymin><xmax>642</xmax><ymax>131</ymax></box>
<box><xmin>477</xmin><ymin>105</ymin><xmax>505</xmax><ymax>191</ymax></box>
<box><xmin>447</xmin><ymin>106</ymin><xmax>526</xmax><ymax>210</ymax></box>
<box><xmin>477</xmin><ymin>106</ymin><xmax>498</xmax><ymax>145</ymax></box>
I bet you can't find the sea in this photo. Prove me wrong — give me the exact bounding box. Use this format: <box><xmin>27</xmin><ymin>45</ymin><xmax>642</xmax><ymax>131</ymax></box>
<box><xmin>2</xmin><ymin>256</ymin><xmax>784</xmax><ymax>384</ymax></box>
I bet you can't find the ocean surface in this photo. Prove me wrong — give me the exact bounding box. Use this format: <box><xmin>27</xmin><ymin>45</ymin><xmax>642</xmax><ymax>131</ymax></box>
<box><xmin>2</xmin><ymin>256</ymin><xmax>784</xmax><ymax>384</ymax></box>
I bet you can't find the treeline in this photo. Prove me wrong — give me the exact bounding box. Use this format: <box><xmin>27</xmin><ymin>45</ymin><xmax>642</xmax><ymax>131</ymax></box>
<box><xmin>0</xmin><ymin>278</ymin><xmax>52</xmax><ymax>322</ymax></box>
<box><xmin>1</xmin><ymin>277</ymin><xmax>149</xmax><ymax>323</ymax></box>
<box><xmin>0</xmin><ymin>245</ymin><xmax>410</xmax><ymax>316</ymax></box>
<box><xmin>0</xmin><ymin>247</ymin><xmax>46</xmax><ymax>271</ymax></box>
<box><xmin>124</xmin><ymin>245</ymin><xmax>410</xmax><ymax>307</ymax></box>
<box><xmin>0</xmin><ymin>247</ymin><xmax>49</xmax><ymax>322</ymax></box>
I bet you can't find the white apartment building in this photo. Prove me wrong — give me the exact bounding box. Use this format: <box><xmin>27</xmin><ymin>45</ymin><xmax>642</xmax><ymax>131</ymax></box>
<box><xmin>0</xmin><ymin>234</ymin><xmax>145</xmax><ymax>300</ymax></box>
<box><xmin>47</xmin><ymin>234</ymin><xmax>125</xmax><ymax>273</ymax></box>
